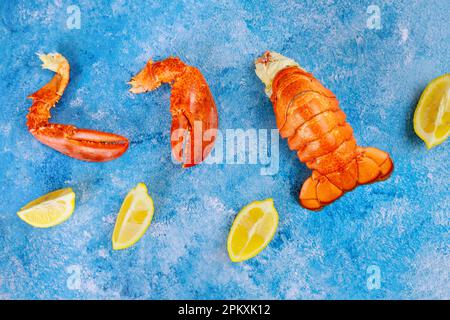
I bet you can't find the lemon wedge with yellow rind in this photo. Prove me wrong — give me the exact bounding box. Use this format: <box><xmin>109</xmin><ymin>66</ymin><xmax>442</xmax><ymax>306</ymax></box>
<box><xmin>227</xmin><ymin>198</ymin><xmax>279</xmax><ymax>262</ymax></box>
<box><xmin>414</xmin><ymin>74</ymin><xmax>450</xmax><ymax>149</ymax></box>
<box><xmin>17</xmin><ymin>188</ymin><xmax>75</xmax><ymax>228</ymax></box>
<box><xmin>112</xmin><ymin>183</ymin><xmax>154</xmax><ymax>250</ymax></box>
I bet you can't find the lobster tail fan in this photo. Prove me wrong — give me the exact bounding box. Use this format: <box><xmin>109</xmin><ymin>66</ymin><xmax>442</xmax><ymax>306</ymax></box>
<box><xmin>356</xmin><ymin>147</ymin><xmax>394</xmax><ymax>184</ymax></box>
<box><xmin>299</xmin><ymin>147</ymin><xmax>393</xmax><ymax>210</ymax></box>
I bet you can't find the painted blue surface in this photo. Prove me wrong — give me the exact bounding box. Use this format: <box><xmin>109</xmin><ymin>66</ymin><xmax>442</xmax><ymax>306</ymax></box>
<box><xmin>0</xmin><ymin>0</ymin><xmax>448</xmax><ymax>300</ymax></box>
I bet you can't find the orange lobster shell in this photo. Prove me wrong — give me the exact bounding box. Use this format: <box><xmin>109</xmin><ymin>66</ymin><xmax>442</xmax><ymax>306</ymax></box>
<box><xmin>256</xmin><ymin>51</ymin><xmax>393</xmax><ymax>210</ymax></box>
<box><xmin>27</xmin><ymin>53</ymin><xmax>129</xmax><ymax>162</ymax></box>
<box><xmin>129</xmin><ymin>57</ymin><xmax>218</xmax><ymax>167</ymax></box>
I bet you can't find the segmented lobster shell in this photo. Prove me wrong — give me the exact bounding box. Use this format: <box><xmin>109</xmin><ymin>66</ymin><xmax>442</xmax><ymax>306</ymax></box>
<box><xmin>267</xmin><ymin>64</ymin><xmax>393</xmax><ymax>210</ymax></box>
<box><xmin>271</xmin><ymin>67</ymin><xmax>357</xmax><ymax>175</ymax></box>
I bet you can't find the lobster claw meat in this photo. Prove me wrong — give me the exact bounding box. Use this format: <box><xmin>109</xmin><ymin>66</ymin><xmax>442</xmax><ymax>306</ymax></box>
<box><xmin>26</xmin><ymin>53</ymin><xmax>129</xmax><ymax>162</ymax></box>
<box><xmin>129</xmin><ymin>57</ymin><xmax>218</xmax><ymax>167</ymax></box>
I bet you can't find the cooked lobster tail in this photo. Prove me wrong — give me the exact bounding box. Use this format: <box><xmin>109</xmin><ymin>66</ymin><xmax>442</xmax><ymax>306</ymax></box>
<box><xmin>255</xmin><ymin>51</ymin><xmax>393</xmax><ymax>210</ymax></box>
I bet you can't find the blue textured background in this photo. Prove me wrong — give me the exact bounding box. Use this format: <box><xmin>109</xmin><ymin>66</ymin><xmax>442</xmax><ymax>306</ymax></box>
<box><xmin>0</xmin><ymin>0</ymin><xmax>449</xmax><ymax>300</ymax></box>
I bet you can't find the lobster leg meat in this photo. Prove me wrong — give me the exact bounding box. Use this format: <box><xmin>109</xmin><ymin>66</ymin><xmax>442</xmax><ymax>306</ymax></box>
<box><xmin>255</xmin><ymin>51</ymin><xmax>393</xmax><ymax>210</ymax></box>
<box><xmin>129</xmin><ymin>57</ymin><xmax>218</xmax><ymax>168</ymax></box>
<box><xmin>27</xmin><ymin>53</ymin><xmax>129</xmax><ymax>162</ymax></box>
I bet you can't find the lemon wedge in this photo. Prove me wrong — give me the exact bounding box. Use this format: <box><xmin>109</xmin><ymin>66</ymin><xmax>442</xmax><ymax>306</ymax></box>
<box><xmin>112</xmin><ymin>183</ymin><xmax>154</xmax><ymax>250</ymax></box>
<box><xmin>17</xmin><ymin>188</ymin><xmax>75</xmax><ymax>228</ymax></box>
<box><xmin>227</xmin><ymin>198</ymin><xmax>279</xmax><ymax>262</ymax></box>
<box><xmin>414</xmin><ymin>74</ymin><xmax>450</xmax><ymax>149</ymax></box>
